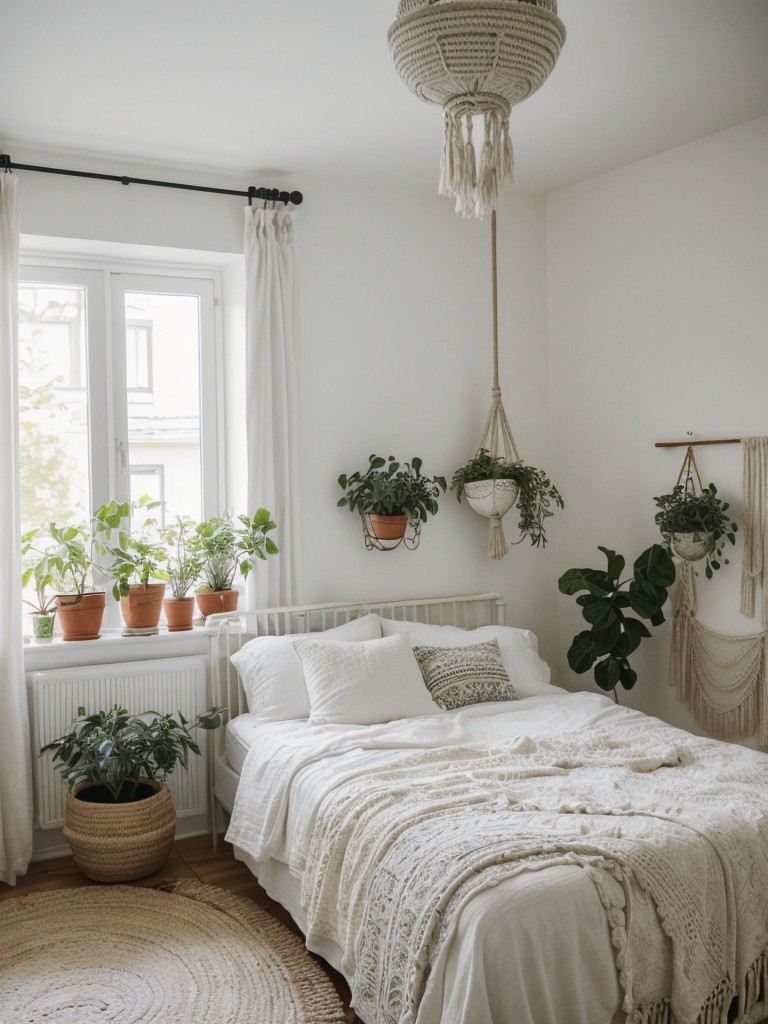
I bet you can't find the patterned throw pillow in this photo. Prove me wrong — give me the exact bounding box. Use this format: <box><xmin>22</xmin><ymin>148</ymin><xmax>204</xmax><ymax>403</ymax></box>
<box><xmin>412</xmin><ymin>639</ymin><xmax>518</xmax><ymax>711</ymax></box>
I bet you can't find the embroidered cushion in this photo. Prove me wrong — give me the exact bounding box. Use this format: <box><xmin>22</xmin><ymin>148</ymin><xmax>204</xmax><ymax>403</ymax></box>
<box><xmin>412</xmin><ymin>638</ymin><xmax>517</xmax><ymax>710</ymax></box>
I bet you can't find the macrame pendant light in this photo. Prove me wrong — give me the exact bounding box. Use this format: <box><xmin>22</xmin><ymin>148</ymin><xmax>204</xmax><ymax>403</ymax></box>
<box><xmin>388</xmin><ymin>0</ymin><xmax>566</xmax><ymax>218</ymax></box>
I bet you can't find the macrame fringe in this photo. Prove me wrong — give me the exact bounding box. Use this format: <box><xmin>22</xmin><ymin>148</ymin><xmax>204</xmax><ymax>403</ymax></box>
<box><xmin>439</xmin><ymin>107</ymin><xmax>516</xmax><ymax>219</ymax></box>
<box><xmin>741</xmin><ymin>437</ymin><xmax>768</xmax><ymax>625</ymax></box>
<box><xmin>488</xmin><ymin>513</ymin><xmax>509</xmax><ymax>560</ymax></box>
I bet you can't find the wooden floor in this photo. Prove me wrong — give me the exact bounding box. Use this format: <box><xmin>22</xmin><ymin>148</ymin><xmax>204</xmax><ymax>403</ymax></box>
<box><xmin>0</xmin><ymin>833</ymin><xmax>356</xmax><ymax>1023</ymax></box>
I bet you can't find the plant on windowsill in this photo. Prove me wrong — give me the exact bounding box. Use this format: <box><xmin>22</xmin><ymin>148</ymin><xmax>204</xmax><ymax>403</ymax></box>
<box><xmin>450</xmin><ymin>448</ymin><xmax>564</xmax><ymax>549</ymax></box>
<box><xmin>41</xmin><ymin>703</ymin><xmax>227</xmax><ymax>882</ymax></box>
<box><xmin>558</xmin><ymin>543</ymin><xmax>676</xmax><ymax>695</ymax></box>
<box><xmin>653</xmin><ymin>483</ymin><xmax>738</xmax><ymax>579</ymax></box>
<box><xmin>45</xmin><ymin>520</ymin><xmax>106</xmax><ymax>641</ymax></box>
<box><xmin>161</xmin><ymin>514</ymin><xmax>204</xmax><ymax>631</ymax></box>
<box><xmin>92</xmin><ymin>496</ymin><xmax>169</xmax><ymax>632</ymax></box>
<box><xmin>337</xmin><ymin>454</ymin><xmax>447</xmax><ymax>547</ymax></box>
<box><xmin>194</xmin><ymin>508</ymin><xmax>278</xmax><ymax>618</ymax></box>
<box><xmin>21</xmin><ymin>528</ymin><xmax>59</xmax><ymax>639</ymax></box>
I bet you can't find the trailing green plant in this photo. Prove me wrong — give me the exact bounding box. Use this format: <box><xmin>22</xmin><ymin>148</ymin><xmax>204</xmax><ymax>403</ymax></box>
<box><xmin>653</xmin><ymin>483</ymin><xmax>737</xmax><ymax>579</ymax></box>
<box><xmin>195</xmin><ymin>509</ymin><xmax>278</xmax><ymax>592</ymax></box>
<box><xmin>21</xmin><ymin>528</ymin><xmax>59</xmax><ymax>614</ymax></box>
<box><xmin>450</xmin><ymin>449</ymin><xmax>564</xmax><ymax>547</ymax></box>
<box><xmin>162</xmin><ymin>514</ymin><xmax>203</xmax><ymax>599</ymax></box>
<box><xmin>41</xmin><ymin>704</ymin><xmax>227</xmax><ymax>803</ymax></box>
<box><xmin>558</xmin><ymin>543</ymin><xmax>676</xmax><ymax>693</ymax></box>
<box><xmin>92</xmin><ymin>496</ymin><xmax>169</xmax><ymax>600</ymax></box>
<box><xmin>338</xmin><ymin>454</ymin><xmax>447</xmax><ymax>522</ymax></box>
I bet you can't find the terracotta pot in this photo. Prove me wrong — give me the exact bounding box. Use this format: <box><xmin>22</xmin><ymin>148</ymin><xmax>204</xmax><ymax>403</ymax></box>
<box><xmin>163</xmin><ymin>596</ymin><xmax>196</xmax><ymax>631</ymax></box>
<box><xmin>368</xmin><ymin>514</ymin><xmax>408</xmax><ymax>540</ymax></box>
<box><xmin>195</xmin><ymin>589</ymin><xmax>239</xmax><ymax>620</ymax></box>
<box><xmin>464</xmin><ymin>479</ymin><xmax>519</xmax><ymax>519</ymax></box>
<box><xmin>55</xmin><ymin>591</ymin><xmax>107</xmax><ymax>641</ymax></box>
<box><xmin>64</xmin><ymin>779</ymin><xmax>176</xmax><ymax>883</ymax></box>
<box><xmin>120</xmin><ymin>583</ymin><xmax>166</xmax><ymax>630</ymax></box>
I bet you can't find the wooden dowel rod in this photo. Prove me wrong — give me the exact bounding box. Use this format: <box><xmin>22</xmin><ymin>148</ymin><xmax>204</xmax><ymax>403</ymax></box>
<box><xmin>655</xmin><ymin>439</ymin><xmax>741</xmax><ymax>448</ymax></box>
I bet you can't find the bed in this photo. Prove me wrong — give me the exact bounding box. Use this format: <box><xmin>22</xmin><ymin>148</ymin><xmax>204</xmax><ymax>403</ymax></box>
<box><xmin>205</xmin><ymin>593</ymin><xmax>768</xmax><ymax>1024</ymax></box>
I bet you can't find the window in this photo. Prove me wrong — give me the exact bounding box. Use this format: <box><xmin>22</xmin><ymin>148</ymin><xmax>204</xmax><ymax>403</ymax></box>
<box><xmin>19</xmin><ymin>258</ymin><xmax>222</xmax><ymax>593</ymax></box>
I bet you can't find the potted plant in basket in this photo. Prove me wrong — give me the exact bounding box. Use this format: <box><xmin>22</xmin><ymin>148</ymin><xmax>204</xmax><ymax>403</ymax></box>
<box><xmin>161</xmin><ymin>514</ymin><xmax>203</xmax><ymax>631</ymax></box>
<box><xmin>21</xmin><ymin>528</ymin><xmax>59</xmax><ymax>639</ymax></box>
<box><xmin>194</xmin><ymin>508</ymin><xmax>278</xmax><ymax>618</ymax></box>
<box><xmin>46</xmin><ymin>520</ymin><xmax>106</xmax><ymax>641</ymax></box>
<box><xmin>558</xmin><ymin>543</ymin><xmax>676</xmax><ymax>695</ymax></box>
<box><xmin>41</xmin><ymin>703</ymin><xmax>226</xmax><ymax>882</ymax></box>
<box><xmin>450</xmin><ymin>449</ymin><xmax>564</xmax><ymax>548</ymax></box>
<box><xmin>338</xmin><ymin>454</ymin><xmax>447</xmax><ymax>542</ymax></box>
<box><xmin>653</xmin><ymin>483</ymin><xmax>737</xmax><ymax>579</ymax></box>
<box><xmin>93</xmin><ymin>496</ymin><xmax>168</xmax><ymax>630</ymax></box>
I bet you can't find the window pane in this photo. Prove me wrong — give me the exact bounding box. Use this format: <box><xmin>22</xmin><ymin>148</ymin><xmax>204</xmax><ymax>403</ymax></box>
<box><xmin>124</xmin><ymin>292</ymin><xmax>202</xmax><ymax>522</ymax></box>
<box><xmin>18</xmin><ymin>282</ymin><xmax>91</xmax><ymax>536</ymax></box>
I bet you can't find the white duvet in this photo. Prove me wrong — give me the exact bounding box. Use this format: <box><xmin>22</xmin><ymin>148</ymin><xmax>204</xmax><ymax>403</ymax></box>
<box><xmin>225</xmin><ymin>692</ymin><xmax>768</xmax><ymax>1024</ymax></box>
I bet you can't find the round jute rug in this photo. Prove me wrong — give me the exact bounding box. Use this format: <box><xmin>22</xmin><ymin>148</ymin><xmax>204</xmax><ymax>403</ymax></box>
<box><xmin>0</xmin><ymin>879</ymin><xmax>347</xmax><ymax>1024</ymax></box>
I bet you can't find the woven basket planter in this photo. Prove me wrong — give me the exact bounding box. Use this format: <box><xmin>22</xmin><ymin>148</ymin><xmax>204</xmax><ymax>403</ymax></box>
<box><xmin>63</xmin><ymin>780</ymin><xmax>176</xmax><ymax>883</ymax></box>
<box><xmin>672</xmin><ymin>531</ymin><xmax>713</xmax><ymax>563</ymax></box>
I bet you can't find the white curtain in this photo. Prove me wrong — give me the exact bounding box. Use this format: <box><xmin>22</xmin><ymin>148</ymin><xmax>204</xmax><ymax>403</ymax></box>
<box><xmin>243</xmin><ymin>204</ymin><xmax>300</xmax><ymax>608</ymax></box>
<box><xmin>0</xmin><ymin>171</ymin><xmax>33</xmax><ymax>884</ymax></box>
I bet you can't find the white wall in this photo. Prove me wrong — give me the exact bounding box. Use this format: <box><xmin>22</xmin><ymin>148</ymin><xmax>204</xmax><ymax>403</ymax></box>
<box><xmin>13</xmin><ymin>146</ymin><xmax>560</xmax><ymax>660</ymax></box>
<box><xmin>546</xmin><ymin>116</ymin><xmax>768</xmax><ymax>732</ymax></box>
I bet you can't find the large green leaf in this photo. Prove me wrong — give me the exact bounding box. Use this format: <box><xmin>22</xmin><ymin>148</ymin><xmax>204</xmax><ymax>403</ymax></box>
<box><xmin>597</xmin><ymin>546</ymin><xmax>625</xmax><ymax>582</ymax></box>
<box><xmin>558</xmin><ymin>568</ymin><xmax>589</xmax><ymax>595</ymax></box>
<box><xmin>594</xmin><ymin>655</ymin><xmax>620</xmax><ymax>691</ymax></box>
<box><xmin>567</xmin><ymin>631</ymin><xmax>596</xmax><ymax>674</ymax></box>
<box><xmin>592</xmin><ymin>620</ymin><xmax>622</xmax><ymax>657</ymax></box>
<box><xmin>628</xmin><ymin>577</ymin><xmax>668</xmax><ymax>619</ymax></box>
<box><xmin>634</xmin><ymin>544</ymin><xmax>676</xmax><ymax>588</ymax></box>
<box><xmin>618</xmin><ymin>660</ymin><xmax>638</xmax><ymax>690</ymax></box>
<box><xmin>580</xmin><ymin>595</ymin><xmax>618</xmax><ymax>629</ymax></box>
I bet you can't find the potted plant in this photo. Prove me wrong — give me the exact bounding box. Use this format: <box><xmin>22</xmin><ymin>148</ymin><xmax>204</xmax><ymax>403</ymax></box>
<box><xmin>47</xmin><ymin>521</ymin><xmax>106</xmax><ymax>641</ymax></box>
<box><xmin>161</xmin><ymin>514</ymin><xmax>203</xmax><ymax>631</ymax></box>
<box><xmin>21</xmin><ymin>528</ymin><xmax>59</xmax><ymax>639</ymax></box>
<box><xmin>653</xmin><ymin>483</ymin><xmax>738</xmax><ymax>579</ymax></box>
<box><xmin>558</xmin><ymin>543</ymin><xmax>676</xmax><ymax>694</ymax></box>
<box><xmin>93</xmin><ymin>496</ymin><xmax>168</xmax><ymax>630</ymax></box>
<box><xmin>41</xmin><ymin>703</ymin><xmax>226</xmax><ymax>882</ymax></box>
<box><xmin>338</xmin><ymin>454</ymin><xmax>447</xmax><ymax>541</ymax></box>
<box><xmin>450</xmin><ymin>449</ymin><xmax>564</xmax><ymax>548</ymax></box>
<box><xmin>194</xmin><ymin>508</ymin><xmax>278</xmax><ymax>618</ymax></box>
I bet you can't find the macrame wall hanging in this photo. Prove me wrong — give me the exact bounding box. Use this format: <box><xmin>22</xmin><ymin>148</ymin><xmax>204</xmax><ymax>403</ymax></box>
<box><xmin>658</xmin><ymin>436</ymin><xmax>768</xmax><ymax>747</ymax></box>
<box><xmin>388</xmin><ymin>0</ymin><xmax>566</xmax><ymax>218</ymax></box>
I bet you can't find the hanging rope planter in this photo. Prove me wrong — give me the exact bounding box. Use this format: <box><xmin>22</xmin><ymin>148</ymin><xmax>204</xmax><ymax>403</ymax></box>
<box><xmin>388</xmin><ymin>0</ymin><xmax>566</xmax><ymax>218</ymax></box>
<box><xmin>450</xmin><ymin>210</ymin><xmax>563</xmax><ymax>558</ymax></box>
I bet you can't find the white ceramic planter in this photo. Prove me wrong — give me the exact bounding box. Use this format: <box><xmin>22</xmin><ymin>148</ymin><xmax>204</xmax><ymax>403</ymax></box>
<box><xmin>464</xmin><ymin>479</ymin><xmax>519</xmax><ymax>519</ymax></box>
<box><xmin>672</xmin><ymin>531</ymin><xmax>712</xmax><ymax>562</ymax></box>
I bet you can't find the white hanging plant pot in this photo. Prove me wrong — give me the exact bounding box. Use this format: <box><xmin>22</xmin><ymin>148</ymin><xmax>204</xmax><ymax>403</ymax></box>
<box><xmin>672</xmin><ymin>531</ymin><xmax>713</xmax><ymax>562</ymax></box>
<box><xmin>464</xmin><ymin>479</ymin><xmax>519</xmax><ymax>520</ymax></box>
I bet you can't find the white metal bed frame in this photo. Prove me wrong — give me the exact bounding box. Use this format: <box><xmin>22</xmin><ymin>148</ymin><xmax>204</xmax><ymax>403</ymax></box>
<box><xmin>204</xmin><ymin>592</ymin><xmax>504</xmax><ymax>842</ymax></box>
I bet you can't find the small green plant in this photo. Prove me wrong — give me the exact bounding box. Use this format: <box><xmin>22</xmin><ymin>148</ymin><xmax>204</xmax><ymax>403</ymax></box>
<box><xmin>92</xmin><ymin>496</ymin><xmax>168</xmax><ymax>600</ymax></box>
<box><xmin>450</xmin><ymin>449</ymin><xmax>564</xmax><ymax>547</ymax></box>
<box><xmin>558</xmin><ymin>543</ymin><xmax>676</xmax><ymax>693</ymax></box>
<box><xmin>162</xmin><ymin>515</ymin><xmax>203</xmax><ymax>599</ymax></box>
<box><xmin>653</xmin><ymin>483</ymin><xmax>737</xmax><ymax>579</ymax></box>
<box><xmin>338</xmin><ymin>454</ymin><xmax>447</xmax><ymax>522</ymax></box>
<box><xmin>46</xmin><ymin>521</ymin><xmax>95</xmax><ymax>597</ymax></box>
<box><xmin>41</xmin><ymin>704</ymin><xmax>227</xmax><ymax>803</ymax></box>
<box><xmin>195</xmin><ymin>509</ymin><xmax>278</xmax><ymax>592</ymax></box>
<box><xmin>21</xmin><ymin>528</ymin><xmax>59</xmax><ymax>614</ymax></box>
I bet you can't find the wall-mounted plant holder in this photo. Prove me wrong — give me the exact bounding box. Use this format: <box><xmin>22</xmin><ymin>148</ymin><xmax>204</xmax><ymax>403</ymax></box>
<box><xmin>360</xmin><ymin>514</ymin><xmax>421</xmax><ymax>551</ymax></box>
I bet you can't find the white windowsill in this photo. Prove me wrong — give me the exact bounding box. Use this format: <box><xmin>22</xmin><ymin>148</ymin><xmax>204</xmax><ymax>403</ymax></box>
<box><xmin>23</xmin><ymin>625</ymin><xmax>209</xmax><ymax>673</ymax></box>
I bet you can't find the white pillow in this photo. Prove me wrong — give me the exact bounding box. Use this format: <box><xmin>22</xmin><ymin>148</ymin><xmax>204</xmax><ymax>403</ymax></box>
<box><xmin>292</xmin><ymin>632</ymin><xmax>440</xmax><ymax>726</ymax></box>
<box><xmin>230</xmin><ymin>613</ymin><xmax>382</xmax><ymax>721</ymax></box>
<box><xmin>379</xmin><ymin>618</ymin><xmax>562</xmax><ymax>698</ymax></box>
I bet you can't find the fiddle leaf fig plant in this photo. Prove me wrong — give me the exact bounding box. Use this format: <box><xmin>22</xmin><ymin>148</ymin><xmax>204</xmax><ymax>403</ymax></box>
<box><xmin>558</xmin><ymin>543</ymin><xmax>676</xmax><ymax>693</ymax></box>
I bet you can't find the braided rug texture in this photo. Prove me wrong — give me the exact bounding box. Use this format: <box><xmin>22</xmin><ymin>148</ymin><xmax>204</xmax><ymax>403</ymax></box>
<box><xmin>0</xmin><ymin>879</ymin><xmax>346</xmax><ymax>1024</ymax></box>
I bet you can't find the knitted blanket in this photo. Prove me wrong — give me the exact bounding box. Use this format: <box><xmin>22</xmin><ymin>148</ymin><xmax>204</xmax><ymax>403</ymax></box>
<box><xmin>296</xmin><ymin>721</ymin><xmax>768</xmax><ymax>1024</ymax></box>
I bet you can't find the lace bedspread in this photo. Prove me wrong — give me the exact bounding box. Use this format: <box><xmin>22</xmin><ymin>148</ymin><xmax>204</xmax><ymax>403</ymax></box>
<box><xmin>226</xmin><ymin>694</ymin><xmax>768</xmax><ymax>1024</ymax></box>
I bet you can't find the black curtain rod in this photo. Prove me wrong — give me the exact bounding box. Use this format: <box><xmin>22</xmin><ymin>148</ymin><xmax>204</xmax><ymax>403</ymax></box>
<box><xmin>0</xmin><ymin>154</ymin><xmax>302</xmax><ymax>206</ymax></box>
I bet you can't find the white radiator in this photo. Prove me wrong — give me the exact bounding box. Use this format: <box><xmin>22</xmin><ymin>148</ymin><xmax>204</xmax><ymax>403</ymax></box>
<box><xmin>28</xmin><ymin>655</ymin><xmax>208</xmax><ymax>830</ymax></box>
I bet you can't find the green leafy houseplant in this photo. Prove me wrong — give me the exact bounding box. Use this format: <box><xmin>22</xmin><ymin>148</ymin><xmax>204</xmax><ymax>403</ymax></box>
<box><xmin>653</xmin><ymin>483</ymin><xmax>738</xmax><ymax>579</ymax></box>
<box><xmin>450</xmin><ymin>449</ymin><xmax>564</xmax><ymax>548</ymax></box>
<box><xmin>195</xmin><ymin>509</ymin><xmax>278</xmax><ymax>593</ymax></box>
<box><xmin>47</xmin><ymin>521</ymin><xmax>96</xmax><ymax>598</ymax></box>
<box><xmin>338</xmin><ymin>454</ymin><xmax>447</xmax><ymax>522</ymax></box>
<box><xmin>92</xmin><ymin>496</ymin><xmax>168</xmax><ymax>600</ymax></box>
<box><xmin>558</xmin><ymin>544</ymin><xmax>676</xmax><ymax>693</ymax></box>
<box><xmin>162</xmin><ymin>514</ymin><xmax>203</xmax><ymax>600</ymax></box>
<box><xmin>21</xmin><ymin>528</ymin><xmax>59</xmax><ymax>615</ymax></box>
<box><xmin>42</xmin><ymin>704</ymin><xmax>227</xmax><ymax>803</ymax></box>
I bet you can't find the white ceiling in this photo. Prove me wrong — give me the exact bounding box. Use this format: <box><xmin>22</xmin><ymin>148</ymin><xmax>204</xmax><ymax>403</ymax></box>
<box><xmin>2</xmin><ymin>0</ymin><xmax>767</xmax><ymax>196</ymax></box>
